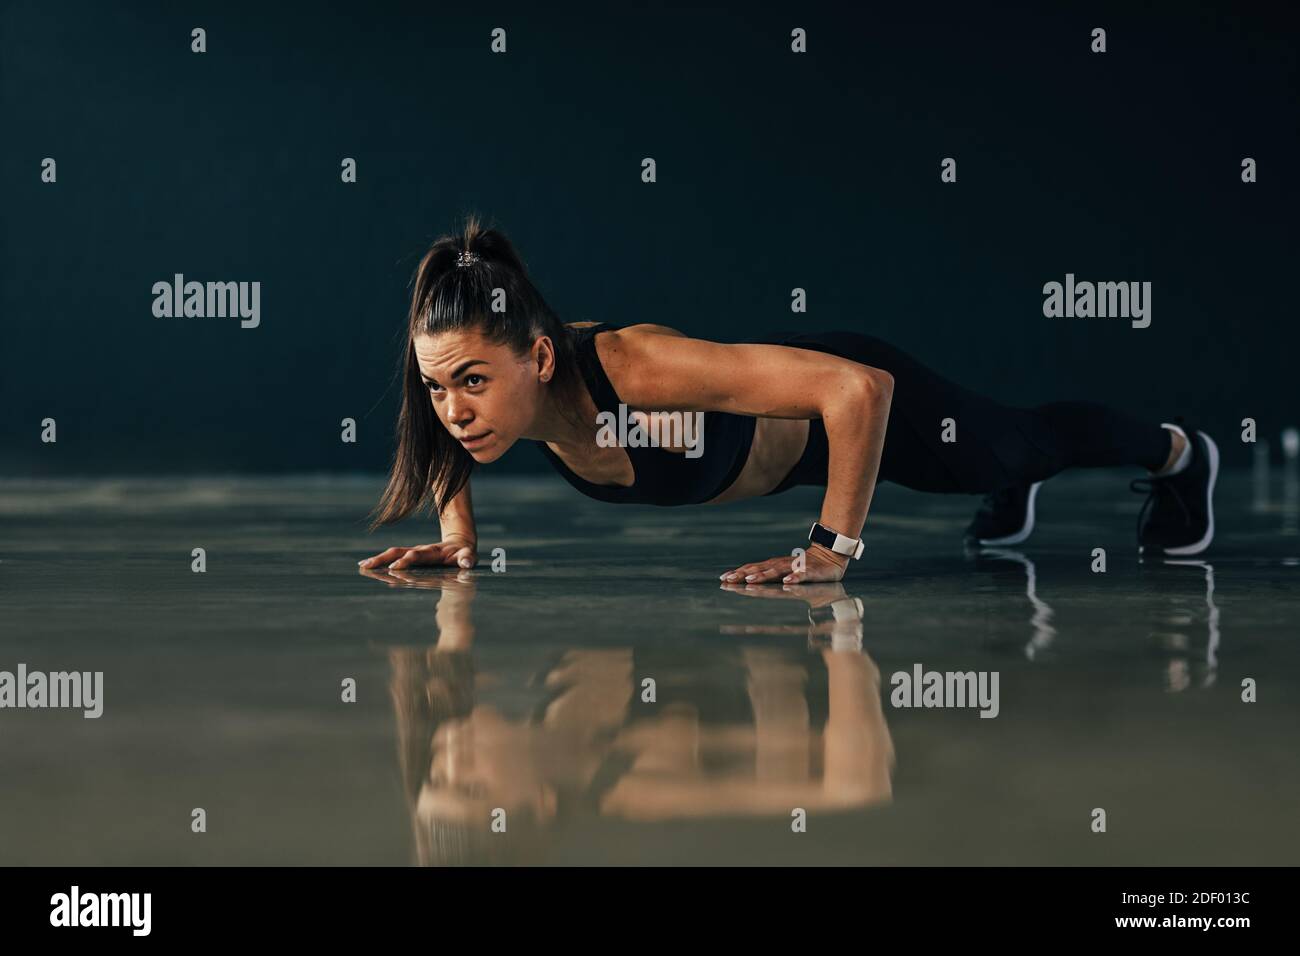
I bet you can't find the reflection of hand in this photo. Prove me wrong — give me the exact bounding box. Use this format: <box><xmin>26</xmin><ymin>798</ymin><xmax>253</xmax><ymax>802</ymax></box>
<box><xmin>719</xmin><ymin>542</ymin><xmax>847</xmax><ymax>585</ymax></box>
<box><xmin>719</xmin><ymin>580</ymin><xmax>851</xmax><ymax>610</ymax></box>
<box><xmin>359</xmin><ymin>534</ymin><xmax>477</xmax><ymax>571</ymax></box>
<box><xmin>358</xmin><ymin>565</ymin><xmax>476</xmax><ymax>590</ymax></box>
<box><xmin>719</xmin><ymin>583</ymin><xmax>862</xmax><ymax>641</ymax></box>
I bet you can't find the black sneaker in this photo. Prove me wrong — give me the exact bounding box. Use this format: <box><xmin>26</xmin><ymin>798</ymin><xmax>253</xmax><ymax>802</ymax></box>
<box><xmin>963</xmin><ymin>481</ymin><xmax>1042</xmax><ymax>546</ymax></box>
<box><xmin>1129</xmin><ymin>423</ymin><xmax>1219</xmax><ymax>557</ymax></box>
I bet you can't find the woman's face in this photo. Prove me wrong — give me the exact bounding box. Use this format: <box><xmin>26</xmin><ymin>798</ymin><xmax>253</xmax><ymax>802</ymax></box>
<box><xmin>417</xmin><ymin>707</ymin><xmax>557</xmax><ymax>825</ymax></box>
<box><xmin>414</xmin><ymin>328</ymin><xmax>548</xmax><ymax>463</ymax></box>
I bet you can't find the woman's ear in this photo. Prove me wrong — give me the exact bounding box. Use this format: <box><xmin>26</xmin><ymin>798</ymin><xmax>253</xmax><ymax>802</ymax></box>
<box><xmin>533</xmin><ymin>335</ymin><xmax>555</xmax><ymax>382</ymax></box>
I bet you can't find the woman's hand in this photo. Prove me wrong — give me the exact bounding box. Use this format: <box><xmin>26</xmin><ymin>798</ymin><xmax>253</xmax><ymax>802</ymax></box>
<box><xmin>719</xmin><ymin>542</ymin><xmax>849</xmax><ymax>585</ymax></box>
<box><xmin>359</xmin><ymin>534</ymin><xmax>477</xmax><ymax>571</ymax></box>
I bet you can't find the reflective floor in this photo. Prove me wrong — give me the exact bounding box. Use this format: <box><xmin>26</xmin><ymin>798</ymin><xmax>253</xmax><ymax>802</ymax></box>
<box><xmin>1</xmin><ymin>470</ymin><xmax>1297</xmax><ymax>865</ymax></box>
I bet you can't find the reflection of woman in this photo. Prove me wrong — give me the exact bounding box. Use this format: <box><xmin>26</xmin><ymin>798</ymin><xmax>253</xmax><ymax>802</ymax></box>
<box><xmin>361</xmin><ymin>215</ymin><xmax>1217</xmax><ymax>584</ymax></box>
<box><xmin>599</xmin><ymin>645</ymin><xmax>894</xmax><ymax>821</ymax></box>
<box><xmin>381</xmin><ymin>573</ymin><xmax>894</xmax><ymax>864</ymax></box>
<box><xmin>389</xmin><ymin>646</ymin><xmax>562</xmax><ymax>866</ymax></box>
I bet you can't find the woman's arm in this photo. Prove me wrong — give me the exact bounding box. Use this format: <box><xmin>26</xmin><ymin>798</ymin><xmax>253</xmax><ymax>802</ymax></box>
<box><xmin>815</xmin><ymin>372</ymin><xmax>891</xmax><ymax>574</ymax></box>
<box><xmin>359</xmin><ymin>477</ymin><xmax>479</xmax><ymax>571</ymax></box>
<box><xmin>436</xmin><ymin>476</ymin><xmax>478</xmax><ymax>547</ymax></box>
<box><xmin>602</xmin><ymin>329</ymin><xmax>894</xmax><ymax>583</ymax></box>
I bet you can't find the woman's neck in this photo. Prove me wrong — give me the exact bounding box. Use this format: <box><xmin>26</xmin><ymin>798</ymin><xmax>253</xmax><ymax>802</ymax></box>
<box><xmin>525</xmin><ymin>375</ymin><xmax>601</xmax><ymax>453</ymax></box>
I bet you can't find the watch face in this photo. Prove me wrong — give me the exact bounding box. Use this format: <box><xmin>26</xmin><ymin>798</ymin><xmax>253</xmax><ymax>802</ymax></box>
<box><xmin>810</xmin><ymin>522</ymin><xmax>860</xmax><ymax>558</ymax></box>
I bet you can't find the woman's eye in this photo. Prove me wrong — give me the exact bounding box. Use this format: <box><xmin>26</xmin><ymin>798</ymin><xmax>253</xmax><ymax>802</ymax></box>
<box><xmin>426</xmin><ymin>376</ymin><xmax>483</xmax><ymax>392</ymax></box>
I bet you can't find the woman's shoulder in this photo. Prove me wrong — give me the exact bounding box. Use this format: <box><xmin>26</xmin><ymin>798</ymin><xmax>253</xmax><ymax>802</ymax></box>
<box><xmin>582</xmin><ymin>323</ymin><xmax>713</xmax><ymax>407</ymax></box>
<box><xmin>585</xmin><ymin>323</ymin><xmax>694</xmax><ymax>380</ymax></box>
<box><xmin>564</xmin><ymin>322</ymin><xmax>690</xmax><ymax>376</ymax></box>
<box><xmin>563</xmin><ymin>320</ymin><xmax>686</xmax><ymax>338</ymax></box>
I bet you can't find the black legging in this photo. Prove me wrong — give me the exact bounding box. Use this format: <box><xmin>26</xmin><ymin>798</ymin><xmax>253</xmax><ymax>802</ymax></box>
<box><xmin>758</xmin><ymin>330</ymin><xmax>1172</xmax><ymax>496</ymax></box>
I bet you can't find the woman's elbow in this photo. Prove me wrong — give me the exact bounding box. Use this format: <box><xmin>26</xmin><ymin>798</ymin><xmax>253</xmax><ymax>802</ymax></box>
<box><xmin>822</xmin><ymin>367</ymin><xmax>892</xmax><ymax>418</ymax></box>
<box><xmin>854</xmin><ymin>368</ymin><xmax>894</xmax><ymax>404</ymax></box>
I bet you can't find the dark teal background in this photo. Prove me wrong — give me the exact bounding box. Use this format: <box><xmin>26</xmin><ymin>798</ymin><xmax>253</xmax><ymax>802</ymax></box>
<box><xmin>3</xmin><ymin>0</ymin><xmax>1296</xmax><ymax>476</ymax></box>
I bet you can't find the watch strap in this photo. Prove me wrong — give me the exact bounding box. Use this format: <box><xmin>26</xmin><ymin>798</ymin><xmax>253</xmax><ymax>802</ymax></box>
<box><xmin>808</xmin><ymin>522</ymin><xmax>865</xmax><ymax>560</ymax></box>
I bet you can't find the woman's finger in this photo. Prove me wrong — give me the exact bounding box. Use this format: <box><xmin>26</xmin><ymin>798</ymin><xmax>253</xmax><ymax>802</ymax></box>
<box><xmin>720</xmin><ymin>557</ymin><xmax>795</xmax><ymax>584</ymax></box>
<box><xmin>452</xmin><ymin>546</ymin><xmax>477</xmax><ymax>569</ymax></box>
<box><xmin>389</xmin><ymin>546</ymin><xmax>449</xmax><ymax>570</ymax></box>
<box><xmin>730</xmin><ymin>562</ymin><xmax>767</xmax><ymax>582</ymax></box>
<box><xmin>720</xmin><ymin>563</ymin><xmax>756</xmax><ymax>582</ymax></box>
<box><xmin>359</xmin><ymin>546</ymin><xmax>410</xmax><ymax>568</ymax></box>
<box><xmin>746</xmin><ymin>563</ymin><xmax>786</xmax><ymax>583</ymax></box>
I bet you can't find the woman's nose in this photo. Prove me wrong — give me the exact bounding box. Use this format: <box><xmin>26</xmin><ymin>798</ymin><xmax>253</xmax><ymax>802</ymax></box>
<box><xmin>445</xmin><ymin>396</ymin><xmax>472</xmax><ymax>426</ymax></box>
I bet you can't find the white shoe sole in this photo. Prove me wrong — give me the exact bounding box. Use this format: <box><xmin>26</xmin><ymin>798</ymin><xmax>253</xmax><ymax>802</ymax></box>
<box><xmin>1156</xmin><ymin>430</ymin><xmax>1219</xmax><ymax>557</ymax></box>
<box><xmin>978</xmin><ymin>481</ymin><xmax>1042</xmax><ymax>546</ymax></box>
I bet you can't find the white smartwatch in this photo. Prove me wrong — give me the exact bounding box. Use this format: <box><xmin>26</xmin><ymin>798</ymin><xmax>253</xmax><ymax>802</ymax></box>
<box><xmin>808</xmin><ymin>522</ymin><xmax>865</xmax><ymax>560</ymax></box>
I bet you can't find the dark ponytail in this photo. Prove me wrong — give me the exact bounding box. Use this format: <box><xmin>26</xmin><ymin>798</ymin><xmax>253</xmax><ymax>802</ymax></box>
<box><xmin>368</xmin><ymin>214</ymin><xmax>586</xmax><ymax>528</ymax></box>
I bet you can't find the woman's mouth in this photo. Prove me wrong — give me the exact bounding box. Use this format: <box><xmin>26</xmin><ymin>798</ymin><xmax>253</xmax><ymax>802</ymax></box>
<box><xmin>459</xmin><ymin>432</ymin><xmax>492</xmax><ymax>449</ymax></box>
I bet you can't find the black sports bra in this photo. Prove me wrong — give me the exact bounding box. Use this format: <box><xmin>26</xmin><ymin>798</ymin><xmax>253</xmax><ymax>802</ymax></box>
<box><xmin>533</xmin><ymin>323</ymin><xmax>758</xmax><ymax>506</ymax></box>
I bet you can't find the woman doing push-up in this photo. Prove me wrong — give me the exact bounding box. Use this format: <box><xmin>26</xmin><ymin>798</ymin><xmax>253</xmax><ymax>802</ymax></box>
<box><xmin>360</xmin><ymin>216</ymin><xmax>1218</xmax><ymax>584</ymax></box>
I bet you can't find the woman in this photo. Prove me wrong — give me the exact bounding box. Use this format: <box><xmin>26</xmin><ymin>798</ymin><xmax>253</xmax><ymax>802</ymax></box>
<box><xmin>360</xmin><ymin>216</ymin><xmax>1219</xmax><ymax>584</ymax></box>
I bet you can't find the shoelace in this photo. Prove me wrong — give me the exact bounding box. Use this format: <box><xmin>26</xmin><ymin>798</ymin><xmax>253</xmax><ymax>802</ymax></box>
<box><xmin>1129</xmin><ymin>474</ymin><xmax>1192</xmax><ymax>540</ymax></box>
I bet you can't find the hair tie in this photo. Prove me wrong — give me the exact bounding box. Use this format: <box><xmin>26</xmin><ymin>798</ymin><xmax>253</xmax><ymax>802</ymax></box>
<box><xmin>456</xmin><ymin>250</ymin><xmax>480</xmax><ymax>268</ymax></box>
